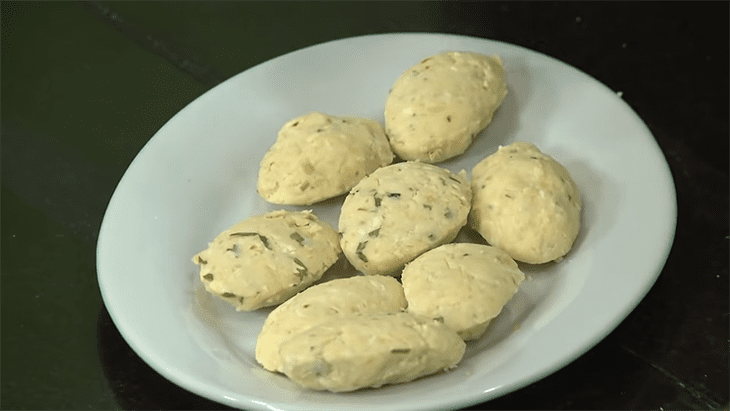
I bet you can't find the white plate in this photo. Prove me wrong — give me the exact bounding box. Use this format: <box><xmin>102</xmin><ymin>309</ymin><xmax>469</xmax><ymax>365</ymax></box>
<box><xmin>97</xmin><ymin>33</ymin><xmax>677</xmax><ymax>411</ymax></box>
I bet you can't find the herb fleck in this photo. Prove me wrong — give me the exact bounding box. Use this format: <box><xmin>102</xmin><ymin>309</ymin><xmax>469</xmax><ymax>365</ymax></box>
<box><xmin>196</xmin><ymin>256</ymin><xmax>208</xmax><ymax>265</ymax></box>
<box><xmin>391</xmin><ymin>348</ymin><xmax>411</xmax><ymax>354</ymax></box>
<box><xmin>222</xmin><ymin>292</ymin><xmax>236</xmax><ymax>298</ymax></box>
<box><xmin>444</xmin><ymin>209</ymin><xmax>453</xmax><ymax>219</ymax></box>
<box><xmin>368</xmin><ymin>228</ymin><xmax>380</xmax><ymax>238</ymax></box>
<box><xmin>291</xmin><ymin>121</ymin><xmax>299</xmax><ymax>127</ymax></box>
<box><xmin>374</xmin><ymin>195</ymin><xmax>382</xmax><ymax>207</ymax></box>
<box><xmin>290</xmin><ymin>232</ymin><xmax>305</xmax><ymax>246</ymax></box>
<box><xmin>230</xmin><ymin>232</ymin><xmax>271</xmax><ymax>249</ymax></box>
<box><xmin>260</xmin><ymin>235</ymin><xmax>271</xmax><ymax>249</ymax></box>
<box><xmin>293</xmin><ymin>258</ymin><xmax>308</xmax><ymax>280</ymax></box>
<box><xmin>423</xmin><ymin>204</ymin><xmax>432</xmax><ymax>210</ymax></box>
<box><xmin>203</xmin><ymin>273</ymin><xmax>214</xmax><ymax>281</ymax></box>
<box><xmin>230</xmin><ymin>232</ymin><xmax>258</xmax><ymax>237</ymax></box>
<box><xmin>448</xmin><ymin>175</ymin><xmax>461</xmax><ymax>184</ymax></box>
<box><xmin>446</xmin><ymin>115</ymin><xmax>451</xmax><ymax>122</ymax></box>
<box><xmin>387</xmin><ymin>192</ymin><xmax>401</xmax><ymax>198</ymax></box>
<box><xmin>356</xmin><ymin>242</ymin><xmax>368</xmax><ymax>262</ymax></box>
<box><xmin>505</xmin><ymin>194</ymin><xmax>513</xmax><ymax>199</ymax></box>
<box><xmin>433</xmin><ymin>316</ymin><xmax>445</xmax><ymax>323</ymax></box>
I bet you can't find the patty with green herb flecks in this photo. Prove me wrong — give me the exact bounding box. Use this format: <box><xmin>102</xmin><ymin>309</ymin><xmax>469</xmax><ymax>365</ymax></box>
<box><xmin>192</xmin><ymin>210</ymin><xmax>340</xmax><ymax>311</ymax></box>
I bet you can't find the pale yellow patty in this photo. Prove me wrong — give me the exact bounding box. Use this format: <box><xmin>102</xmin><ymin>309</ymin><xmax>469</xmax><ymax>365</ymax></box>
<box><xmin>255</xmin><ymin>275</ymin><xmax>406</xmax><ymax>372</ymax></box>
<box><xmin>401</xmin><ymin>243</ymin><xmax>525</xmax><ymax>341</ymax></box>
<box><xmin>385</xmin><ymin>51</ymin><xmax>508</xmax><ymax>163</ymax></box>
<box><xmin>338</xmin><ymin>161</ymin><xmax>472</xmax><ymax>276</ymax></box>
<box><xmin>192</xmin><ymin>210</ymin><xmax>340</xmax><ymax>311</ymax></box>
<box><xmin>470</xmin><ymin>142</ymin><xmax>582</xmax><ymax>264</ymax></box>
<box><xmin>278</xmin><ymin>311</ymin><xmax>465</xmax><ymax>392</ymax></box>
<box><xmin>257</xmin><ymin>112</ymin><xmax>394</xmax><ymax>205</ymax></box>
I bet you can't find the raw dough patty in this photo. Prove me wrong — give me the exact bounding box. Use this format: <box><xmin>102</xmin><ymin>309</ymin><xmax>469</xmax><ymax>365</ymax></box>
<box><xmin>278</xmin><ymin>311</ymin><xmax>465</xmax><ymax>392</ymax></box>
<box><xmin>401</xmin><ymin>243</ymin><xmax>525</xmax><ymax>341</ymax></box>
<box><xmin>470</xmin><ymin>142</ymin><xmax>582</xmax><ymax>264</ymax></box>
<box><xmin>192</xmin><ymin>210</ymin><xmax>340</xmax><ymax>311</ymax></box>
<box><xmin>338</xmin><ymin>161</ymin><xmax>472</xmax><ymax>276</ymax></box>
<box><xmin>255</xmin><ymin>275</ymin><xmax>407</xmax><ymax>372</ymax></box>
<box><xmin>257</xmin><ymin>112</ymin><xmax>394</xmax><ymax>205</ymax></box>
<box><xmin>384</xmin><ymin>51</ymin><xmax>508</xmax><ymax>163</ymax></box>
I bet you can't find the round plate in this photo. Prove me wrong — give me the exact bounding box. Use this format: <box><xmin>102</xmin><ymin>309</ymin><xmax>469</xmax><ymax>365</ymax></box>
<box><xmin>96</xmin><ymin>33</ymin><xmax>677</xmax><ymax>411</ymax></box>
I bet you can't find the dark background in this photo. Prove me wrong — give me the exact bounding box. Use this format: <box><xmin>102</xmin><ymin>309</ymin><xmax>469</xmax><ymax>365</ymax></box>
<box><xmin>1</xmin><ymin>2</ymin><xmax>728</xmax><ymax>410</ymax></box>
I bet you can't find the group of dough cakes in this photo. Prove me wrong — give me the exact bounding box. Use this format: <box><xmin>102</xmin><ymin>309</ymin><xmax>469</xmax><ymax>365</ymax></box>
<box><xmin>192</xmin><ymin>51</ymin><xmax>582</xmax><ymax>392</ymax></box>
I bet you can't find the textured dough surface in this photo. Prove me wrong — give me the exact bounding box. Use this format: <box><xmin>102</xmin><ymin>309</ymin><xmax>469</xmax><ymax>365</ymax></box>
<box><xmin>255</xmin><ymin>275</ymin><xmax>407</xmax><ymax>372</ymax></box>
<box><xmin>401</xmin><ymin>243</ymin><xmax>525</xmax><ymax>341</ymax></box>
<box><xmin>339</xmin><ymin>161</ymin><xmax>472</xmax><ymax>276</ymax></box>
<box><xmin>470</xmin><ymin>142</ymin><xmax>582</xmax><ymax>264</ymax></box>
<box><xmin>384</xmin><ymin>51</ymin><xmax>508</xmax><ymax>163</ymax></box>
<box><xmin>192</xmin><ymin>210</ymin><xmax>340</xmax><ymax>311</ymax></box>
<box><xmin>279</xmin><ymin>311</ymin><xmax>465</xmax><ymax>392</ymax></box>
<box><xmin>257</xmin><ymin>112</ymin><xmax>394</xmax><ymax>205</ymax></box>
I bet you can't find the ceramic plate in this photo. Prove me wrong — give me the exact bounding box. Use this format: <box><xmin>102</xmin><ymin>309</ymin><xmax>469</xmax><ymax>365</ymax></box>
<box><xmin>97</xmin><ymin>33</ymin><xmax>676</xmax><ymax>411</ymax></box>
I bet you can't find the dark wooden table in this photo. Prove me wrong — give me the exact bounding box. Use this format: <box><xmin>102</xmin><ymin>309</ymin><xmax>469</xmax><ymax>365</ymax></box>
<box><xmin>1</xmin><ymin>2</ymin><xmax>727</xmax><ymax>409</ymax></box>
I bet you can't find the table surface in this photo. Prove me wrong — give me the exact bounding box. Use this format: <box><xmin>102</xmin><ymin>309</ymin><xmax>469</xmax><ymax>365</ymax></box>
<box><xmin>1</xmin><ymin>2</ymin><xmax>728</xmax><ymax>410</ymax></box>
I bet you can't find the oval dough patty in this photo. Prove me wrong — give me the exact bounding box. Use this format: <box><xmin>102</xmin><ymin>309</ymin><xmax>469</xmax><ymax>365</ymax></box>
<box><xmin>257</xmin><ymin>112</ymin><xmax>394</xmax><ymax>205</ymax></box>
<box><xmin>338</xmin><ymin>161</ymin><xmax>472</xmax><ymax>276</ymax></box>
<box><xmin>470</xmin><ymin>142</ymin><xmax>582</xmax><ymax>264</ymax></box>
<box><xmin>255</xmin><ymin>275</ymin><xmax>406</xmax><ymax>372</ymax></box>
<box><xmin>192</xmin><ymin>210</ymin><xmax>340</xmax><ymax>311</ymax></box>
<box><xmin>279</xmin><ymin>311</ymin><xmax>465</xmax><ymax>392</ymax></box>
<box><xmin>402</xmin><ymin>243</ymin><xmax>525</xmax><ymax>341</ymax></box>
<box><xmin>384</xmin><ymin>51</ymin><xmax>508</xmax><ymax>163</ymax></box>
